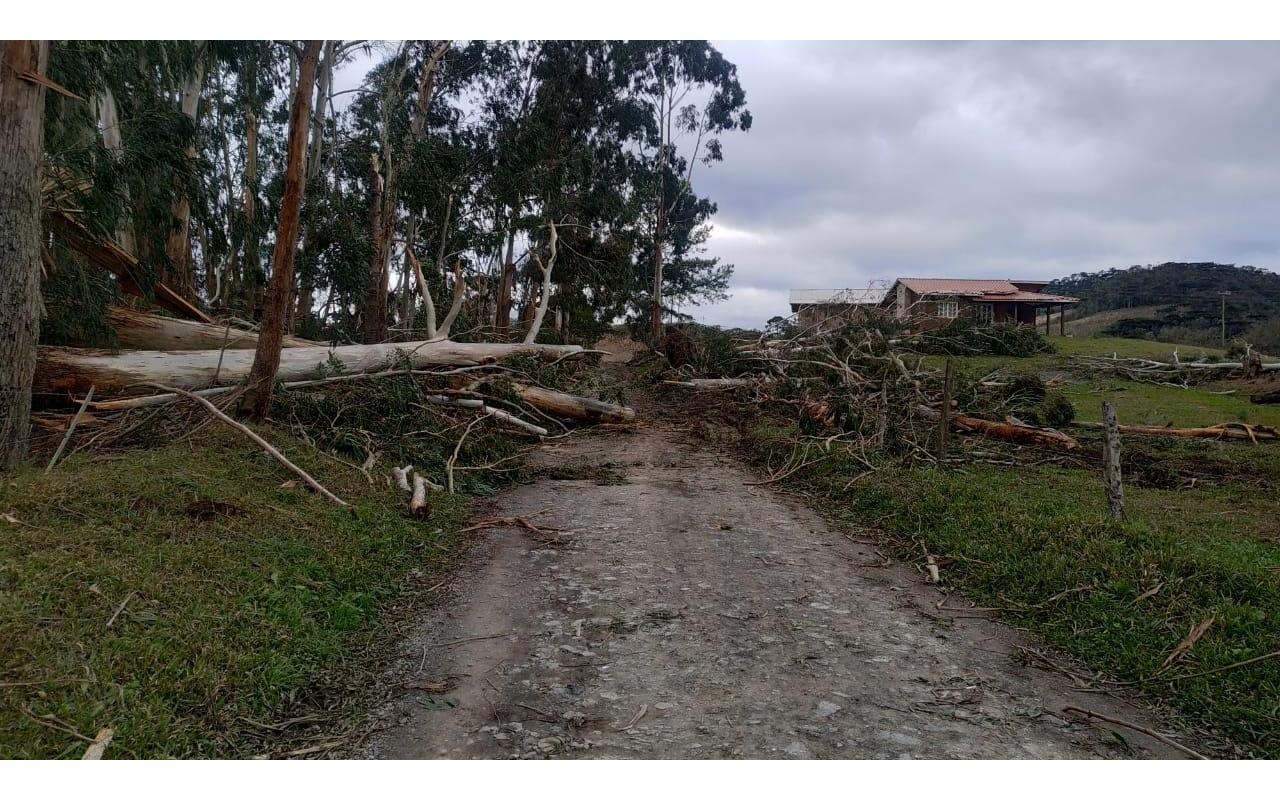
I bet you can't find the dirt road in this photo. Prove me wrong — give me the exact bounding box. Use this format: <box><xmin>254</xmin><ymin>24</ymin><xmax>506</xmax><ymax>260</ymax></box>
<box><xmin>360</xmin><ymin>424</ymin><xmax>1187</xmax><ymax>759</ymax></box>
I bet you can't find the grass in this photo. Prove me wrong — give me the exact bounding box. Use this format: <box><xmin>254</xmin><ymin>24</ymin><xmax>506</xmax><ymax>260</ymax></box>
<box><xmin>0</xmin><ymin>425</ymin><xmax>471</xmax><ymax>758</ymax></box>
<box><xmin>1061</xmin><ymin>380</ymin><xmax>1280</xmax><ymax>428</ymax></box>
<box><xmin>738</xmin><ymin>413</ymin><xmax>1280</xmax><ymax>756</ymax></box>
<box><xmin>919</xmin><ymin>334</ymin><xmax>1280</xmax><ymax>430</ymax></box>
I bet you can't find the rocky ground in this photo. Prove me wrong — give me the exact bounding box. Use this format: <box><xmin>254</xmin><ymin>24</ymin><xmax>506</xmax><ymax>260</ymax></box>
<box><xmin>355</xmin><ymin>422</ymin><xmax>1193</xmax><ymax>759</ymax></box>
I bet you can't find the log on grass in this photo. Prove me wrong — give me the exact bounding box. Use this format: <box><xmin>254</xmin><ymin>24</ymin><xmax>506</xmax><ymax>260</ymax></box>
<box><xmin>34</xmin><ymin>341</ymin><xmax>585</xmax><ymax>399</ymax></box>
<box><xmin>916</xmin><ymin>404</ymin><xmax>1079</xmax><ymax>450</ymax></box>
<box><xmin>1251</xmin><ymin>387</ymin><xmax>1280</xmax><ymax>405</ymax></box>
<box><xmin>663</xmin><ymin>378</ymin><xmax>763</xmax><ymax>390</ymax></box>
<box><xmin>511</xmin><ymin>383</ymin><xmax>636</xmax><ymax>425</ymax></box>
<box><xmin>1075</xmin><ymin>420</ymin><xmax>1279</xmax><ymax>442</ymax></box>
<box><xmin>107</xmin><ymin>307</ymin><xmax>319</xmax><ymax>351</ymax></box>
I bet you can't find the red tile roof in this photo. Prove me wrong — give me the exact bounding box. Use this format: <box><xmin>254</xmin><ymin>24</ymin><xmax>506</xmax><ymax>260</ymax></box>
<box><xmin>897</xmin><ymin>278</ymin><xmax>1077</xmax><ymax>304</ymax></box>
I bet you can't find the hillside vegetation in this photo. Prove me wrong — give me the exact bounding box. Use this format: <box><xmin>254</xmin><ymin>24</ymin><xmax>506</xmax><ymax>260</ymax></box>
<box><xmin>1048</xmin><ymin>263</ymin><xmax>1280</xmax><ymax>351</ymax></box>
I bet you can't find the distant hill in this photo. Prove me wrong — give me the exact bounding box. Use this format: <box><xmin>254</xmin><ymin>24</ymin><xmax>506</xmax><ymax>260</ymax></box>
<box><xmin>1047</xmin><ymin>263</ymin><xmax>1280</xmax><ymax>349</ymax></box>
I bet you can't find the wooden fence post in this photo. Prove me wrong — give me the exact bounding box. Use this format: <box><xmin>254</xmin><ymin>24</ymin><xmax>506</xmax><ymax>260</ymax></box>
<box><xmin>938</xmin><ymin>357</ymin><xmax>953</xmax><ymax>460</ymax></box>
<box><xmin>1103</xmin><ymin>401</ymin><xmax>1124</xmax><ymax>519</ymax></box>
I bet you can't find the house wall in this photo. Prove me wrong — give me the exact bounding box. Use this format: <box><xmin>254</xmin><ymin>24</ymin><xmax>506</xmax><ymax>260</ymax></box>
<box><xmin>796</xmin><ymin>303</ymin><xmax>873</xmax><ymax>332</ymax></box>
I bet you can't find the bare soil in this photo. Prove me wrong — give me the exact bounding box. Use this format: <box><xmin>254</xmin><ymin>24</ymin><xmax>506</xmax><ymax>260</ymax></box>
<box><xmin>356</xmin><ymin>420</ymin><xmax>1196</xmax><ymax>759</ymax></box>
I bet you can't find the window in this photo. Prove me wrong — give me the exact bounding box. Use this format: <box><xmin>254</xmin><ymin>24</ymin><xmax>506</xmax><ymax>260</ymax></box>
<box><xmin>973</xmin><ymin>303</ymin><xmax>994</xmax><ymax>323</ymax></box>
<box><xmin>938</xmin><ymin>300</ymin><xmax>960</xmax><ymax>319</ymax></box>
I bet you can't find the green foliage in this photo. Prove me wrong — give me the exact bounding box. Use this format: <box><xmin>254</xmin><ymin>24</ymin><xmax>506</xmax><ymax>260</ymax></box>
<box><xmin>911</xmin><ymin>318</ymin><xmax>1055</xmax><ymax>357</ymax></box>
<box><xmin>657</xmin><ymin>323</ymin><xmax>754</xmax><ymax>377</ymax></box>
<box><xmin>1039</xmin><ymin>391</ymin><xmax>1076</xmax><ymax>428</ymax></box>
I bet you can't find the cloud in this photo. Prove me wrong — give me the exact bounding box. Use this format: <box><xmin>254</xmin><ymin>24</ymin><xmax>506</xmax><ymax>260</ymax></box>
<box><xmin>694</xmin><ymin>41</ymin><xmax>1280</xmax><ymax>328</ymax></box>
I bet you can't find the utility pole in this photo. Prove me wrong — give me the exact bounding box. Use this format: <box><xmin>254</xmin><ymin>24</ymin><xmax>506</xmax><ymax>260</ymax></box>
<box><xmin>1219</xmin><ymin>290</ymin><xmax>1232</xmax><ymax>347</ymax></box>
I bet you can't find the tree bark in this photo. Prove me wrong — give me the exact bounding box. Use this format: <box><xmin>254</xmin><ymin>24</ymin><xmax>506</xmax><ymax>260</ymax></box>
<box><xmin>523</xmin><ymin>222</ymin><xmax>557</xmax><ymax>344</ymax></box>
<box><xmin>359</xmin><ymin>152</ymin><xmax>386</xmax><ymax>343</ymax></box>
<box><xmin>163</xmin><ymin>42</ymin><xmax>207</xmax><ymax>300</ymax></box>
<box><xmin>242</xmin><ymin>40</ymin><xmax>321</xmax><ymax>420</ymax></box>
<box><xmin>1102</xmin><ymin>401</ymin><xmax>1125</xmax><ymax>519</ymax></box>
<box><xmin>494</xmin><ymin>226</ymin><xmax>517</xmax><ymax>336</ymax></box>
<box><xmin>400</xmin><ymin>215</ymin><xmax>419</xmax><ymax>334</ymax></box>
<box><xmin>916</xmin><ymin>404</ymin><xmax>1079</xmax><ymax>450</ymax></box>
<box><xmin>102</xmin><ymin>307</ymin><xmax>317</xmax><ymax>350</ymax></box>
<box><xmin>241</xmin><ymin>103</ymin><xmax>260</xmax><ymax>307</ymax></box>
<box><xmin>436</xmin><ymin>259</ymin><xmax>466</xmax><ymax>340</ymax></box>
<box><xmin>294</xmin><ymin>42</ymin><xmax>334</xmax><ymax>334</ymax></box>
<box><xmin>510</xmin><ymin>384</ymin><xmax>635</xmax><ymax>425</ymax></box>
<box><xmin>0</xmin><ymin>40</ymin><xmax>48</xmax><ymax>470</ymax></box>
<box><xmin>650</xmin><ymin>188</ymin><xmax>666</xmax><ymax>343</ymax></box>
<box><xmin>35</xmin><ymin>340</ymin><xmax>585</xmax><ymax>399</ymax></box>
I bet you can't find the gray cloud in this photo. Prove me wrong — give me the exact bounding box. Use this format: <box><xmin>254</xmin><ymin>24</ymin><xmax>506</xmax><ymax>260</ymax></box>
<box><xmin>687</xmin><ymin>41</ymin><xmax>1280</xmax><ymax>327</ymax></box>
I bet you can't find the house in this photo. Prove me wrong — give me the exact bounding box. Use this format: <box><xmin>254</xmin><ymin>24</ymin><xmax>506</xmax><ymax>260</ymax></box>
<box><xmin>788</xmin><ymin>288</ymin><xmax>889</xmax><ymax>332</ymax></box>
<box><xmin>882</xmin><ymin>278</ymin><xmax>1079</xmax><ymax>333</ymax></box>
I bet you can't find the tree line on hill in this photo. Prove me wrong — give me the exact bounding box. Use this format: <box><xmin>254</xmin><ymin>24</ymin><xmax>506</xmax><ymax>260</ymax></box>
<box><xmin>1048</xmin><ymin>262</ymin><xmax>1280</xmax><ymax>351</ymax></box>
<box><xmin>0</xmin><ymin>39</ymin><xmax>751</xmax><ymax>469</ymax></box>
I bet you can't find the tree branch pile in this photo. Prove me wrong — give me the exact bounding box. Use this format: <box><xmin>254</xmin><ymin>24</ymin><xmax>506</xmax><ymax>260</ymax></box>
<box><xmin>1070</xmin><ymin>353</ymin><xmax>1280</xmax><ymax>387</ymax></box>
<box><xmin>665</xmin><ymin>316</ymin><xmax>1081</xmax><ymax>464</ymax></box>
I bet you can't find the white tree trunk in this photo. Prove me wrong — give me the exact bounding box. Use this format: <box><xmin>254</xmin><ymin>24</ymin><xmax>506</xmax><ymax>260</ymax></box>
<box><xmin>436</xmin><ymin>259</ymin><xmax>467</xmax><ymax>340</ymax></box>
<box><xmin>105</xmin><ymin>307</ymin><xmax>318</xmax><ymax>350</ymax></box>
<box><xmin>35</xmin><ymin>340</ymin><xmax>584</xmax><ymax>398</ymax></box>
<box><xmin>523</xmin><ymin>222</ymin><xmax>557</xmax><ymax>344</ymax></box>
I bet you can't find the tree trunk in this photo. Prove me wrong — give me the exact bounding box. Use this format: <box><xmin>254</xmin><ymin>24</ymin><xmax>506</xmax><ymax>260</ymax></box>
<box><xmin>35</xmin><ymin>340</ymin><xmax>584</xmax><ymax>399</ymax></box>
<box><xmin>92</xmin><ymin>86</ymin><xmax>136</xmax><ymax>256</ymax></box>
<box><xmin>242</xmin><ymin>40</ymin><xmax>321</xmax><ymax>420</ymax></box>
<box><xmin>437</xmin><ymin>259</ymin><xmax>466</xmax><ymax>340</ymax></box>
<box><xmin>523</xmin><ymin>222</ymin><xmax>557</xmax><ymax>344</ymax></box>
<box><xmin>0</xmin><ymin>41</ymin><xmax>48</xmax><ymax>470</ymax></box>
<box><xmin>359</xmin><ymin>152</ymin><xmax>386</xmax><ymax>343</ymax></box>
<box><xmin>163</xmin><ymin>43</ymin><xmax>206</xmax><ymax>300</ymax></box>
<box><xmin>510</xmin><ymin>384</ymin><xmax>635</xmax><ymax>425</ymax></box>
<box><xmin>293</xmin><ymin>41</ymin><xmax>335</xmax><ymax>335</ymax></box>
<box><xmin>400</xmin><ymin>215</ymin><xmax>418</xmax><ymax>335</ymax></box>
<box><xmin>915</xmin><ymin>405</ymin><xmax>1079</xmax><ymax>450</ymax></box>
<box><xmin>103</xmin><ymin>307</ymin><xmax>317</xmax><ymax>350</ymax></box>
<box><xmin>242</xmin><ymin>104</ymin><xmax>260</xmax><ymax>308</ymax></box>
<box><xmin>650</xmin><ymin>194</ymin><xmax>666</xmax><ymax>343</ymax></box>
<box><xmin>494</xmin><ymin>226</ymin><xmax>516</xmax><ymax>335</ymax></box>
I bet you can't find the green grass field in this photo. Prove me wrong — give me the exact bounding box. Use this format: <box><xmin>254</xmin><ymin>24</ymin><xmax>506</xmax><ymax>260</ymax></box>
<box><xmin>923</xmin><ymin>335</ymin><xmax>1280</xmax><ymax>429</ymax></box>
<box><xmin>0</xmin><ymin>426</ymin><xmax>470</xmax><ymax>758</ymax></box>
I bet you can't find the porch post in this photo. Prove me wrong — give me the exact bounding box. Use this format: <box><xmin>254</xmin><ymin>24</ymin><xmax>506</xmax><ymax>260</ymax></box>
<box><xmin>1044</xmin><ymin>306</ymin><xmax>1050</xmax><ymax>335</ymax></box>
<box><xmin>1059</xmin><ymin>304</ymin><xmax>1065</xmax><ymax>336</ymax></box>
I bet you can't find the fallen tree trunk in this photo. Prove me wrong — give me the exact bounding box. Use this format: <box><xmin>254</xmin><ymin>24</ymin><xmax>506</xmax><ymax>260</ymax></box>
<box><xmin>34</xmin><ymin>340</ymin><xmax>585</xmax><ymax>399</ymax></box>
<box><xmin>663</xmin><ymin>377</ymin><xmax>763</xmax><ymax>390</ymax></box>
<box><xmin>1075</xmin><ymin>420</ymin><xmax>1278</xmax><ymax>442</ymax></box>
<box><xmin>45</xmin><ymin>209</ymin><xmax>214</xmax><ymax>324</ymax></box>
<box><xmin>1250</xmin><ymin>388</ymin><xmax>1280</xmax><ymax>405</ymax></box>
<box><xmin>917</xmin><ymin>404</ymin><xmax>1079</xmax><ymax>450</ymax></box>
<box><xmin>511</xmin><ymin>384</ymin><xmax>636</xmax><ymax>425</ymax></box>
<box><xmin>106</xmin><ymin>307</ymin><xmax>319</xmax><ymax>351</ymax></box>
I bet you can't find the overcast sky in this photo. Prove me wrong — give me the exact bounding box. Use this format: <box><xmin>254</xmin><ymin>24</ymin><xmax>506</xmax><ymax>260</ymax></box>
<box><xmin>345</xmin><ymin>41</ymin><xmax>1280</xmax><ymax>328</ymax></box>
<box><xmin>687</xmin><ymin>41</ymin><xmax>1280</xmax><ymax>327</ymax></box>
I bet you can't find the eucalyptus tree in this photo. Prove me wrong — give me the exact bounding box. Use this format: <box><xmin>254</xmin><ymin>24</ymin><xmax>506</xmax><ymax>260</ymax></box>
<box><xmin>0</xmin><ymin>41</ymin><xmax>49</xmax><ymax>469</ymax></box>
<box><xmin>244</xmin><ymin>40</ymin><xmax>322</xmax><ymax>420</ymax></box>
<box><xmin>614</xmin><ymin>40</ymin><xmax>750</xmax><ymax>341</ymax></box>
